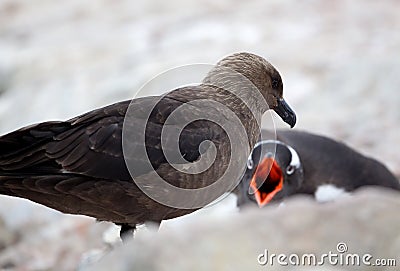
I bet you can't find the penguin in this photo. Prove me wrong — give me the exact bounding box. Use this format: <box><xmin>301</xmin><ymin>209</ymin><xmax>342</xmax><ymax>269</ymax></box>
<box><xmin>236</xmin><ymin>130</ymin><xmax>400</xmax><ymax>207</ymax></box>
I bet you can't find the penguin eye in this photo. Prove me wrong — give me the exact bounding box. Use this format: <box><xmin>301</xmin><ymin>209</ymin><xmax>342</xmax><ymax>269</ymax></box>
<box><xmin>286</xmin><ymin>165</ymin><xmax>295</xmax><ymax>175</ymax></box>
<box><xmin>247</xmin><ymin>158</ymin><xmax>254</xmax><ymax>170</ymax></box>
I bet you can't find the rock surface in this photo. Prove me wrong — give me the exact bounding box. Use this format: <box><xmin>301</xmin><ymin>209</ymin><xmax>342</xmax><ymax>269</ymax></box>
<box><xmin>85</xmin><ymin>188</ymin><xmax>400</xmax><ymax>271</ymax></box>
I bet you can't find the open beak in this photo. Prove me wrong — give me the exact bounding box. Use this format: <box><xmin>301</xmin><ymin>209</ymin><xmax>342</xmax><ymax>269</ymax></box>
<box><xmin>249</xmin><ymin>157</ymin><xmax>283</xmax><ymax>207</ymax></box>
<box><xmin>274</xmin><ymin>98</ymin><xmax>296</xmax><ymax>128</ymax></box>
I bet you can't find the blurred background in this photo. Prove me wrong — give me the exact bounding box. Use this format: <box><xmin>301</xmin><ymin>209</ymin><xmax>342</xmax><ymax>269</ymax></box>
<box><xmin>0</xmin><ymin>0</ymin><xmax>399</xmax><ymax>270</ymax></box>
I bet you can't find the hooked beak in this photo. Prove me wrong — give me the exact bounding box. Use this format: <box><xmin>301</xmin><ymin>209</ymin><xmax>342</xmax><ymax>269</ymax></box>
<box><xmin>274</xmin><ymin>98</ymin><xmax>296</xmax><ymax>128</ymax></box>
<box><xmin>249</xmin><ymin>157</ymin><xmax>284</xmax><ymax>207</ymax></box>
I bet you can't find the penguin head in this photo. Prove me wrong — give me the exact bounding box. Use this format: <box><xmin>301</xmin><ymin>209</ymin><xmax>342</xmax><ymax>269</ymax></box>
<box><xmin>241</xmin><ymin>140</ymin><xmax>304</xmax><ymax>207</ymax></box>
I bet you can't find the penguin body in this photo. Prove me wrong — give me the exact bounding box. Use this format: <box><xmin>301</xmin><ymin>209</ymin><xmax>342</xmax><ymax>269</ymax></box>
<box><xmin>237</xmin><ymin>130</ymin><xmax>400</xmax><ymax>207</ymax></box>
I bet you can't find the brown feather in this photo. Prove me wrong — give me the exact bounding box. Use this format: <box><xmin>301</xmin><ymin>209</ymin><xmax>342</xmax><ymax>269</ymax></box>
<box><xmin>0</xmin><ymin>52</ymin><xmax>295</xmax><ymax>235</ymax></box>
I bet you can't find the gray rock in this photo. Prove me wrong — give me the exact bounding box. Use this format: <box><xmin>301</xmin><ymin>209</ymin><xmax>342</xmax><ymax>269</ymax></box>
<box><xmin>85</xmin><ymin>188</ymin><xmax>400</xmax><ymax>271</ymax></box>
<box><xmin>0</xmin><ymin>217</ymin><xmax>17</xmax><ymax>252</ymax></box>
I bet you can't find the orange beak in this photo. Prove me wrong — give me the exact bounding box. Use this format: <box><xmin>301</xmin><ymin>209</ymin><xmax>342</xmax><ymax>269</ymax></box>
<box><xmin>249</xmin><ymin>157</ymin><xmax>283</xmax><ymax>207</ymax></box>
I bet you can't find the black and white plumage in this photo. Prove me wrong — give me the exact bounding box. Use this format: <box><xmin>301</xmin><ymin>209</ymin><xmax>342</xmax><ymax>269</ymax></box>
<box><xmin>236</xmin><ymin>130</ymin><xmax>400</xmax><ymax>208</ymax></box>
<box><xmin>0</xmin><ymin>52</ymin><xmax>296</xmax><ymax>240</ymax></box>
